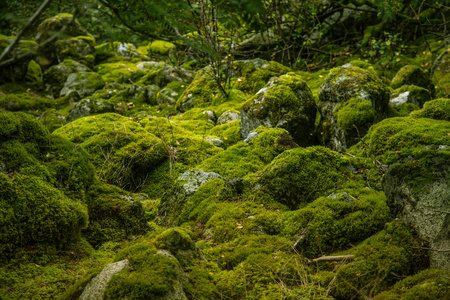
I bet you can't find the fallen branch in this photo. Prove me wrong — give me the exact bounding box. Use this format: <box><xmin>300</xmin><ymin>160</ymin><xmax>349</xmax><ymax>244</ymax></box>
<box><xmin>311</xmin><ymin>255</ymin><xmax>354</xmax><ymax>263</ymax></box>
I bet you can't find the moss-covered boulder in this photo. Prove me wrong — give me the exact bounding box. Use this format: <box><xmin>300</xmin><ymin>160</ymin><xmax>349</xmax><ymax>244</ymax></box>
<box><xmin>318</xmin><ymin>65</ymin><xmax>390</xmax><ymax>151</ymax></box>
<box><xmin>349</xmin><ymin>117</ymin><xmax>450</xmax><ymax>270</ymax></box>
<box><xmin>60</xmin><ymin>71</ymin><xmax>105</xmax><ymax>98</ymax></box>
<box><xmin>0</xmin><ymin>111</ymin><xmax>94</xmax><ymax>259</ymax></box>
<box><xmin>55</xmin><ymin>35</ymin><xmax>95</xmax><ymax>67</ymax></box>
<box><xmin>157</xmin><ymin>170</ymin><xmax>225</xmax><ymax>226</ymax></box>
<box><xmin>103</xmin><ymin>242</ymin><xmax>189</xmax><ymax>300</ymax></box>
<box><xmin>67</xmin><ymin>97</ymin><xmax>114</xmax><ymax>121</ymax></box>
<box><xmin>241</xmin><ymin>72</ymin><xmax>317</xmax><ymax>146</ymax></box>
<box><xmin>96</xmin><ymin>61</ymin><xmax>146</xmax><ymax>84</ymax></box>
<box><xmin>391</xmin><ymin>64</ymin><xmax>435</xmax><ymax>97</ymax></box>
<box><xmin>43</xmin><ymin>59</ymin><xmax>91</xmax><ymax>98</ymax></box>
<box><xmin>25</xmin><ymin>60</ymin><xmax>43</xmax><ymax>89</ymax></box>
<box><xmin>283</xmin><ymin>190</ymin><xmax>390</xmax><ymax>258</ymax></box>
<box><xmin>374</xmin><ymin>269</ymin><xmax>450</xmax><ymax>300</ymax></box>
<box><xmin>36</xmin><ymin>13</ymin><xmax>92</xmax><ymax>67</ymax></box>
<box><xmin>332</xmin><ymin>221</ymin><xmax>426</xmax><ymax>299</ymax></box>
<box><xmin>54</xmin><ymin>113</ymin><xmax>168</xmax><ymax>190</ymax></box>
<box><xmin>411</xmin><ymin>98</ymin><xmax>450</xmax><ymax>121</ymax></box>
<box><xmin>217</xmin><ymin>110</ymin><xmax>240</xmax><ymax>125</ymax></box>
<box><xmin>253</xmin><ymin>146</ymin><xmax>354</xmax><ymax>209</ymax></box>
<box><xmin>0</xmin><ymin>34</ymin><xmax>38</xmax><ymax>84</ymax></box>
<box><xmin>390</xmin><ymin>84</ymin><xmax>432</xmax><ymax>108</ymax></box>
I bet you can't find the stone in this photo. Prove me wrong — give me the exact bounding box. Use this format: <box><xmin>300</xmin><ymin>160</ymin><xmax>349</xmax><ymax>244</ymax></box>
<box><xmin>391</xmin><ymin>64</ymin><xmax>435</xmax><ymax>97</ymax></box>
<box><xmin>55</xmin><ymin>36</ymin><xmax>95</xmax><ymax>67</ymax></box>
<box><xmin>217</xmin><ymin>110</ymin><xmax>240</xmax><ymax>125</ymax></box>
<box><xmin>60</xmin><ymin>72</ymin><xmax>105</xmax><ymax>98</ymax></box>
<box><xmin>67</xmin><ymin>98</ymin><xmax>114</xmax><ymax>121</ymax></box>
<box><xmin>244</xmin><ymin>132</ymin><xmax>259</xmax><ymax>143</ymax></box>
<box><xmin>318</xmin><ymin>65</ymin><xmax>390</xmax><ymax>151</ymax></box>
<box><xmin>390</xmin><ymin>85</ymin><xmax>432</xmax><ymax>108</ymax></box>
<box><xmin>157</xmin><ymin>87</ymin><xmax>179</xmax><ymax>105</ymax></box>
<box><xmin>241</xmin><ymin>72</ymin><xmax>317</xmax><ymax>147</ymax></box>
<box><xmin>80</xmin><ymin>259</ymin><xmax>129</xmax><ymax>300</ymax></box>
<box><xmin>206</xmin><ymin>138</ymin><xmax>225</xmax><ymax>149</ymax></box>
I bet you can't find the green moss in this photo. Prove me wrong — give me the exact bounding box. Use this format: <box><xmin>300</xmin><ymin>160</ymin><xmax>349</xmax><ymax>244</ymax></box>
<box><xmin>0</xmin><ymin>92</ymin><xmax>54</xmax><ymax>112</ymax></box>
<box><xmin>391</xmin><ymin>84</ymin><xmax>432</xmax><ymax>108</ymax></box>
<box><xmin>209</xmin><ymin>120</ymin><xmax>241</xmax><ymax>147</ymax></box>
<box><xmin>282</xmin><ymin>190</ymin><xmax>390</xmax><ymax>258</ymax></box>
<box><xmin>198</xmin><ymin>127</ymin><xmax>298</xmax><ymax>178</ymax></box>
<box><xmin>411</xmin><ymin>98</ymin><xmax>450</xmax><ymax>121</ymax></box>
<box><xmin>55</xmin><ymin>35</ymin><xmax>95</xmax><ymax>67</ymax></box>
<box><xmin>374</xmin><ymin>269</ymin><xmax>450</xmax><ymax>300</ymax></box>
<box><xmin>25</xmin><ymin>60</ymin><xmax>43</xmax><ymax>88</ymax></box>
<box><xmin>176</xmin><ymin>70</ymin><xmax>220</xmax><ymax>112</ymax></box>
<box><xmin>254</xmin><ymin>146</ymin><xmax>353</xmax><ymax>209</ymax></box>
<box><xmin>295</xmin><ymin>69</ymin><xmax>329</xmax><ymax>102</ymax></box>
<box><xmin>332</xmin><ymin>221</ymin><xmax>426</xmax><ymax>299</ymax></box>
<box><xmin>95</xmin><ymin>62</ymin><xmax>145</xmax><ymax>84</ymax></box>
<box><xmin>148</xmin><ymin>40</ymin><xmax>175</xmax><ymax>55</ymax></box>
<box><xmin>55</xmin><ymin>113</ymin><xmax>168</xmax><ymax>190</ymax></box>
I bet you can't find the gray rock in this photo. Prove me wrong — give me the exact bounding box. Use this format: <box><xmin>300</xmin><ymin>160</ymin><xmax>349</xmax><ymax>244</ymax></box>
<box><xmin>60</xmin><ymin>72</ymin><xmax>105</xmax><ymax>98</ymax></box>
<box><xmin>157</xmin><ymin>87</ymin><xmax>179</xmax><ymax>105</ymax></box>
<box><xmin>390</xmin><ymin>85</ymin><xmax>432</xmax><ymax>108</ymax></box>
<box><xmin>44</xmin><ymin>60</ymin><xmax>92</xmax><ymax>98</ymax></box>
<box><xmin>217</xmin><ymin>111</ymin><xmax>240</xmax><ymax>125</ymax></box>
<box><xmin>384</xmin><ymin>160</ymin><xmax>450</xmax><ymax>271</ymax></box>
<box><xmin>206</xmin><ymin>138</ymin><xmax>225</xmax><ymax>149</ymax></box>
<box><xmin>67</xmin><ymin>98</ymin><xmax>114</xmax><ymax>121</ymax></box>
<box><xmin>162</xmin><ymin>66</ymin><xmax>194</xmax><ymax>83</ymax></box>
<box><xmin>240</xmin><ymin>72</ymin><xmax>317</xmax><ymax>147</ymax></box>
<box><xmin>244</xmin><ymin>132</ymin><xmax>259</xmax><ymax>143</ymax></box>
<box><xmin>80</xmin><ymin>259</ymin><xmax>129</xmax><ymax>300</ymax></box>
<box><xmin>116</xmin><ymin>43</ymin><xmax>136</xmax><ymax>56</ymax></box>
<box><xmin>202</xmin><ymin>110</ymin><xmax>216</xmax><ymax>123</ymax></box>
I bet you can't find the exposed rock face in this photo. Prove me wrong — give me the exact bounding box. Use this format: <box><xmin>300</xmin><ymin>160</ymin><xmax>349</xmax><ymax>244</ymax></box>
<box><xmin>241</xmin><ymin>72</ymin><xmax>317</xmax><ymax>147</ymax></box>
<box><xmin>217</xmin><ymin>110</ymin><xmax>240</xmax><ymax>125</ymax></box>
<box><xmin>157</xmin><ymin>170</ymin><xmax>224</xmax><ymax>225</ymax></box>
<box><xmin>318</xmin><ymin>65</ymin><xmax>390</xmax><ymax>151</ymax></box>
<box><xmin>80</xmin><ymin>259</ymin><xmax>130</xmax><ymax>300</ymax></box>
<box><xmin>60</xmin><ymin>72</ymin><xmax>105</xmax><ymax>98</ymax></box>
<box><xmin>383</xmin><ymin>157</ymin><xmax>450</xmax><ymax>271</ymax></box>
<box><xmin>391</xmin><ymin>64</ymin><xmax>435</xmax><ymax>97</ymax></box>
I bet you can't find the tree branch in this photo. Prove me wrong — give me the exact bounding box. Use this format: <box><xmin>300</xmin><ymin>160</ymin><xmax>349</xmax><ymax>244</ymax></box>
<box><xmin>311</xmin><ymin>255</ymin><xmax>355</xmax><ymax>263</ymax></box>
<box><xmin>0</xmin><ymin>0</ymin><xmax>53</xmax><ymax>63</ymax></box>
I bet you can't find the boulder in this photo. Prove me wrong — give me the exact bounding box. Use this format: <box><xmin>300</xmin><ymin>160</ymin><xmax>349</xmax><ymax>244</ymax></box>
<box><xmin>55</xmin><ymin>35</ymin><xmax>95</xmax><ymax>67</ymax></box>
<box><xmin>79</xmin><ymin>260</ymin><xmax>129</xmax><ymax>300</ymax></box>
<box><xmin>241</xmin><ymin>72</ymin><xmax>317</xmax><ymax>147</ymax></box>
<box><xmin>60</xmin><ymin>71</ymin><xmax>105</xmax><ymax>98</ymax></box>
<box><xmin>391</xmin><ymin>64</ymin><xmax>435</xmax><ymax>97</ymax></box>
<box><xmin>318</xmin><ymin>65</ymin><xmax>390</xmax><ymax>151</ymax></box>
<box><xmin>411</xmin><ymin>98</ymin><xmax>450</xmax><ymax>121</ymax></box>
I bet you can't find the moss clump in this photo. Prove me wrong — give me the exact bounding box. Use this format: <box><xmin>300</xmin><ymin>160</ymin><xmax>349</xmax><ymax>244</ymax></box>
<box><xmin>54</xmin><ymin>113</ymin><xmax>168</xmax><ymax>191</ymax></box>
<box><xmin>0</xmin><ymin>92</ymin><xmax>54</xmax><ymax>112</ymax></box>
<box><xmin>254</xmin><ymin>146</ymin><xmax>352</xmax><ymax>209</ymax></box>
<box><xmin>411</xmin><ymin>98</ymin><xmax>450</xmax><ymax>121</ymax></box>
<box><xmin>209</xmin><ymin>120</ymin><xmax>241</xmax><ymax>148</ymax></box>
<box><xmin>391</xmin><ymin>64</ymin><xmax>435</xmax><ymax>97</ymax></box>
<box><xmin>37</xmin><ymin>14</ymin><xmax>90</xmax><ymax>41</ymax></box>
<box><xmin>282</xmin><ymin>190</ymin><xmax>390</xmax><ymax>258</ymax></box>
<box><xmin>198</xmin><ymin>127</ymin><xmax>298</xmax><ymax>178</ymax></box>
<box><xmin>332</xmin><ymin>221</ymin><xmax>426</xmax><ymax>299</ymax></box>
<box><xmin>25</xmin><ymin>60</ymin><xmax>43</xmax><ymax>88</ymax></box>
<box><xmin>374</xmin><ymin>269</ymin><xmax>450</xmax><ymax>300</ymax></box>
<box><xmin>147</xmin><ymin>40</ymin><xmax>175</xmax><ymax>55</ymax></box>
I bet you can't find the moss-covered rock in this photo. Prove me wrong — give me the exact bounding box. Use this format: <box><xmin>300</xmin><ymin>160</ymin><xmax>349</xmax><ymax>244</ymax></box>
<box><xmin>0</xmin><ymin>92</ymin><xmax>54</xmax><ymax>112</ymax></box>
<box><xmin>54</xmin><ymin>113</ymin><xmax>168</xmax><ymax>191</ymax></box>
<box><xmin>374</xmin><ymin>269</ymin><xmax>450</xmax><ymax>300</ymax></box>
<box><xmin>253</xmin><ymin>146</ymin><xmax>354</xmax><ymax>209</ymax></box>
<box><xmin>198</xmin><ymin>127</ymin><xmax>298</xmax><ymax>178</ymax></box>
<box><xmin>25</xmin><ymin>60</ymin><xmax>43</xmax><ymax>89</ymax></box>
<box><xmin>283</xmin><ymin>190</ymin><xmax>390</xmax><ymax>258</ymax></box>
<box><xmin>318</xmin><ymin>65</ymin><xmax>390</xmax><ymax>151</ymax></box>
<box><xmin>43</xmin><ymin>59</ymin><xmax>91</xmax><ymax>98</ymax></box>
<box><xmin>391</xmin><ymin>64</ymin><xmax>435</xmax><ymax>97</ymax></box>
<box><xmin>390</xmin><ymin>84</ymin><xmax>432</xmax><ymax>108</ymax></box>
<box><xmin>55</xmin><ymin>35</ymin><xmax>95</xmax><ymax>67</ymax></box>
<box><xmin>349</xmin><ymin>117</ymin><xmax>450</xmax><ymax>270</ymax></box>
<box><xmin>60</xmin><ymin>71</ymin><xmax>105</xmax><ymax>98</ymax></box>
<box><xmin>67</xmin><ymin>97</ymin><xmax>114</xmax><ymax>121</ymax></box>
<box><xmin>0</xmin><ymin>34</ymin><xmax>38</xmax><ymax>84</ymax></box>
<box><xmin>101</xmin><ymin>239</ymin><xmax>189</xmax><ymax>300</ymax></box>
<box><xmin>332</xmin><ymin>221</ymin><xmax>426</xmax><ymax>299</ymax></box>
<box><xmin>95</xmin><ymin>61</ymin><xmax>146</xmax><ymax>84</ymax></box>
<box><xmin>148</xmin><ymin>40</ymin><xmax>175</xmax><ymax>55</ymax></box>
<box><xmin>411</xmin><ymin>98</ymin><xmax>450</xmax><ymax>121</ymax></box>
<box><xmin>241</xmin><ymin>72</ymin><xmax>317</xmax><ymax>146</ymax></box>
<box><xmin>0</xmin><ymin>111</ymin><xmax>95</xmax><ymax>260</ymax></box>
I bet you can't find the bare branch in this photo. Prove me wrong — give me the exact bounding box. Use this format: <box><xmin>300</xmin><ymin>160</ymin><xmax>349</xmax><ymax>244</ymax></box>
<box><xmin>311</xmin><ymin>255</ymin><xmax>355</xmax><ymax>263</ymax></box>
